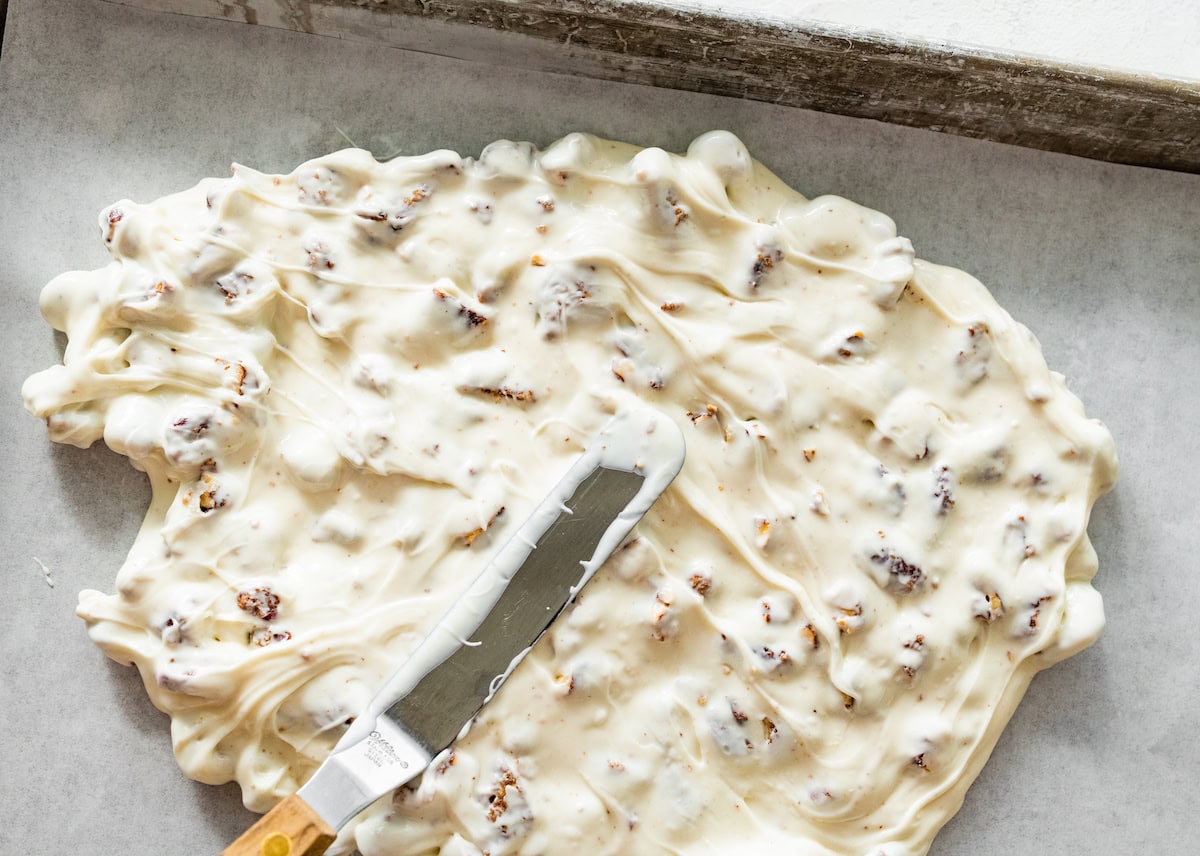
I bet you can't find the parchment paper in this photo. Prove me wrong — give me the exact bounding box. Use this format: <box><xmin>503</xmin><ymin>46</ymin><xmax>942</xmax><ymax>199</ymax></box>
<box><xmin>1</xmin><ymin>0</ymin><xmax>1196</xmax><ymax>853</ymax></box>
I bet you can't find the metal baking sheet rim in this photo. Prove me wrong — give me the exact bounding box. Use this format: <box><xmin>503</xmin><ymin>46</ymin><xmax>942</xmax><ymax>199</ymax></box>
<box><xmin>94</xmin><ymin>0</ymin><xmax>1200</xmax><ymax>174</ymax></box>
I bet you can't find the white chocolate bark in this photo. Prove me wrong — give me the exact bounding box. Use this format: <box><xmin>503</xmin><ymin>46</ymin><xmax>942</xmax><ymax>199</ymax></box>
<box><xmin>23</xmin><ymin>132</ymin><xmax>1116</xmax><ymax>856</ymax></box>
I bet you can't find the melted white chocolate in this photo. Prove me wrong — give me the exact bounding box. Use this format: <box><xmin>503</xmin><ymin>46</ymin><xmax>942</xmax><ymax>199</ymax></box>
<box><xmin>23</xmin><ymin>131</ymin><xmax>1117</xmax><ymax>856</ymax></box>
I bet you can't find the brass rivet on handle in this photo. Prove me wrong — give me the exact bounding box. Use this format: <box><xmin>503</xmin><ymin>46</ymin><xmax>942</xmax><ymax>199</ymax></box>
<box><xmin>261</xmin><ymin>833</ymin><xmax>292</xmax><ymax>856</ymax></box>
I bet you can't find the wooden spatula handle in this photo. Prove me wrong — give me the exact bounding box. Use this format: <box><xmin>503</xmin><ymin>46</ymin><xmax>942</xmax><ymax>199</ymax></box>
<box><xmin>221</xmin><ymin>793</ymin><xmax>336</xmax><ymax>856</ymax></box>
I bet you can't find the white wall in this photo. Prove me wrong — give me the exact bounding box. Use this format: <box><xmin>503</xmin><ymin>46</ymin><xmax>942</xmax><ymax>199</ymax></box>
<box><xmin>660</xmin><ymin>0</ymin><xmax>1200</xmax><ymax>80</ymax></box>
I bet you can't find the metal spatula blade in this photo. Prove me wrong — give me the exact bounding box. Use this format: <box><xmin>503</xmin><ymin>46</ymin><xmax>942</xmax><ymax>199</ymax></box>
<box><xmin>221</xmin><ymin>409</ymin><xmax>685</xmax><ymax>856</ymax></box>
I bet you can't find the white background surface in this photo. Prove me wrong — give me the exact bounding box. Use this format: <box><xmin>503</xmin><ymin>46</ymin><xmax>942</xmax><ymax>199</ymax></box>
<box><xmin>1</xmin><ymin>0</ymin><xmax>1198</xmax><ymax>854</ymax></box>
<box><xmin>662</xmin><ymin>0</ymin><xmax>1200</xmax><ymax>79</ymax></box>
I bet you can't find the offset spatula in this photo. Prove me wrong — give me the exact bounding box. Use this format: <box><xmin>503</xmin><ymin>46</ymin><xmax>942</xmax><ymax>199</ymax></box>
<box><xmin>221</xmin><ymin>410</ymin><xmax>685</xmax><ymax>856</ymax></box>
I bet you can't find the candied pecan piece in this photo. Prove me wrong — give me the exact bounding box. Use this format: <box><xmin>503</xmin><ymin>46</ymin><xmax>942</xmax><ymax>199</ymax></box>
<box><xmin>237</xmin><ymin>586</ymin><xmax>280</xmax><ymax>621</ymax></box>
<box><xmin>870</xmin><ymin>547</ymin><xmax>924</xmax><ymax>594</ymax></box>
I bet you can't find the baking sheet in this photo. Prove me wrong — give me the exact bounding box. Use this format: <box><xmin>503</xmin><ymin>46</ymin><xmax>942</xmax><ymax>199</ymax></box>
<box><xmin>1</xmin><ymin>0</ymin><xmax>1197</xmax><ymax>853</ymax></box>
<box><xmin>107</xmin><ymin>0</ymin><xmax>1200</xmax><ymax>174</ymax></box>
